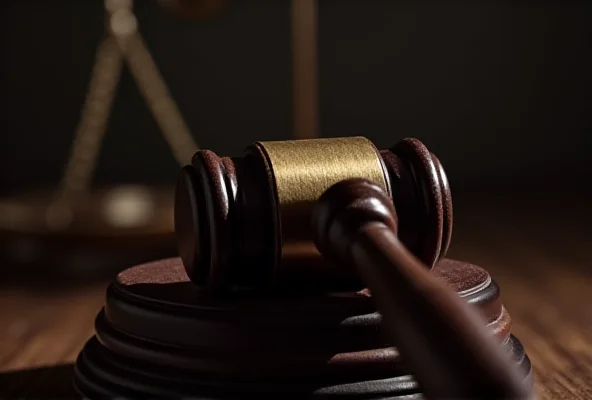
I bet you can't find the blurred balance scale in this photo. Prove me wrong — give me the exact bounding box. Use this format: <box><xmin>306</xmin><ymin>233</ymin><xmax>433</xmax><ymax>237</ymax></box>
<box><xmin>0</xmin><ymin>0</ymin><xmax>207</xmax><ymax>279</ymax></box>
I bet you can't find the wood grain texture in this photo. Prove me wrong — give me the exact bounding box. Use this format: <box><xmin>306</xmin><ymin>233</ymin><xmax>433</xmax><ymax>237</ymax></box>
<box><xmin>0</xmin><ymin>285</ymin><xmax>105</xmax><ymax>398</ymax></box>
<box><xmin>0</xmin><ymin>193</ymin><xmax>590</xmax><ymax>399</ymax></box>
<box><xmin>448</xmin><ymin>193</ymin><xmax>592</xmax><ymax>400</ymax></box>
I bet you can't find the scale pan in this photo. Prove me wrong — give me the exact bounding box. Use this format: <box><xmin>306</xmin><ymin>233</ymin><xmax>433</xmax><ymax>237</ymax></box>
<box><xmin>0</xmin><ymin>185</ymin><xmax>176</xmax><ymax>282</ymax></box>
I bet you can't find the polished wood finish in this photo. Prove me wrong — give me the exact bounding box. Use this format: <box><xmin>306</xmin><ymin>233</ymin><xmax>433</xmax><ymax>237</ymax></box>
<box><xmin>175</xmin><ymin>138</ymin><xmax>451</xmax><ymax>290</ymax></box>
<box><xmin>313</xmin><ymin>179</ymin><xmax>532</xmax><ymax>399</ymax></box>
<box><xmin>1</xmin><ymin>194</ymin><xmax>588</xmax><ymax>398</ymax></box>
<box><xmin>67</xmin><ymin>256</ymin><xmax>527</xmax><ymax>398</ymax></box>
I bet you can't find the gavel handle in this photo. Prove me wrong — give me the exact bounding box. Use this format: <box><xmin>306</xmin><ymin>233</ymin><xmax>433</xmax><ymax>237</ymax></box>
<box><xmin>313</xmin><ymin>179</ymin><xmax>534</xmax><ymax>399</ymax></box>
<box><xmin>355</xmin><ymin>223</ymin><xmax>532</xmax><ymax>399</ymax></box>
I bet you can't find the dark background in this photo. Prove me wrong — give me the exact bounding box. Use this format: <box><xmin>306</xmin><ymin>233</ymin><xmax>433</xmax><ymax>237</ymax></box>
<box><xmin>0</xmin><ymin>0</ymin><xmax>590</xmax><ymax>195</ymax></box>
<box><xmin>0</xmin><ymin>3</ymin><xmax>591</xmax><ymax>397</ymax></box>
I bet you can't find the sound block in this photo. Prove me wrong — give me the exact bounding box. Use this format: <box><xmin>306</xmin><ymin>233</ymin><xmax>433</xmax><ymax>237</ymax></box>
<box><xmin>74</xmin><ymin>258</ymin><xmax>532</xmax><ymax>399</ymax></box>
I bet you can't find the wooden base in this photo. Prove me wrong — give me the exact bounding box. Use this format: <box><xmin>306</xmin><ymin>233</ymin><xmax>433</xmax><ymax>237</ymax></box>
<box><xmin>74</xmin><ymin>258</ymin><xmax>532</xmax><ymax>398</ymax></box>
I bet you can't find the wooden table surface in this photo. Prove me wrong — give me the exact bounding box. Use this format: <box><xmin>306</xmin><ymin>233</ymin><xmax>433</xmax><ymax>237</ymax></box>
<box><xmin>0</xmin><ymin>194</ymin><xmax>590</xmax><ymax>399</ymax></box>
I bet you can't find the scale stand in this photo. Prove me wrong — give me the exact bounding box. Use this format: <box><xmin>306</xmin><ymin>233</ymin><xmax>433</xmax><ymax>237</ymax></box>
<box><xmin>0</xmin><ymin>0</ymin><xmax>199</xmax><ymax>281</ymax></box>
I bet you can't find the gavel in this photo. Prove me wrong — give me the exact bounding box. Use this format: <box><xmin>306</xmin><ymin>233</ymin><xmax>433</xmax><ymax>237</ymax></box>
<box><xmin>313</xmin><ymin>178</ymin><xmax>532</xmax><ymax>399</ymax></box>
<box><xmin>175</xmin><ymin>137</ymin><xmax>452</xmax><ymax>290</ymax></box>
<box><xmin>174</xmin><ymin>136</ymin><xmax>533</xmax><ymax>399</ymax></box>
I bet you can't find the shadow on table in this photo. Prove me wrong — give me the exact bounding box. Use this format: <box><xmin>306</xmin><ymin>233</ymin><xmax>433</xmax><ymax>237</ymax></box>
<box><xmin>0</xmin><ymin>363</ymin><xmax>76</xmax><ymax>399</ymax></box>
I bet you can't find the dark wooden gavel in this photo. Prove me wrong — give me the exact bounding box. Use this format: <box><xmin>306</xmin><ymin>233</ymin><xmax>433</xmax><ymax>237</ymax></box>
<box><xmin>175</xmin><ymin>137</ymin><xmax>452</xmax><ymax>290</ymax></box>
<box><xmin>312</xmin><ymin>178</ymin><xmax>533</xmax><ymax>399</ymax></box>
<box><xmin>174</xmin><ymin>136</ymin><xmax>533</xmax><ymax>398</ymax></box>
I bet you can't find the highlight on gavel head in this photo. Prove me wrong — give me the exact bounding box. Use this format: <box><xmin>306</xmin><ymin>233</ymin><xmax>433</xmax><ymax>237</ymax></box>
<box><xmin>174</xmin><ymin>136</ymin><xmax>452</xmax><ymax>291</ymax></box>
<box><xmin>312</xmin><ymin>178</ymin><xmax>398</xmax><ymax>269</ymax></box>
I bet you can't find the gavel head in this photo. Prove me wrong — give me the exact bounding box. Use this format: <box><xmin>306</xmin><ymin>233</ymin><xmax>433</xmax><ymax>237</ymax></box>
<box><xmin>174</xmin><ymin>137</ymin><xmax>452</xmax><ymax>292</ymax></box>
<box><xmin>312</xmin><ymin>178</ymin><xmax>398</xmax><ymax>270</ymax></box>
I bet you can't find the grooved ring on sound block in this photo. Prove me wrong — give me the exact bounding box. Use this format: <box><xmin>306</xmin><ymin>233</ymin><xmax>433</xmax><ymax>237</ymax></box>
<box><xmin>74</xmin><ymin>335</ymin><xmax>532</xmax><ymax>399</ymax></box>
<box><xmin>390</xmin><ymin>139</ymin><xmax>445</xmax><ymax>267</ymax></box>
<box><xmin>95</xmin><ymin>304</ymin><xmax>513</xmax><ymax>378</ymax></box>
<box><xmin>102</xmin><ymin>258</ymin><xmax>503</xmax><ymax>354</ymax></box>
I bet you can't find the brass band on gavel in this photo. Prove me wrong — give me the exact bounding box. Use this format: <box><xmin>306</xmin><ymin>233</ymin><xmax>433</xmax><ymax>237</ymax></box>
<box><xmin>174</xmin><ymin>136</ymin><xmax>452</xmax><ymax>291</ymax></box>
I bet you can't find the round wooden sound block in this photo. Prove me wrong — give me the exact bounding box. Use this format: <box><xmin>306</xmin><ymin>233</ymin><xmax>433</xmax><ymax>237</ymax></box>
<box><xmin>74</xmin><ymin>258</ymin><xmax>532</xmax><ymax>399</ymax></box>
